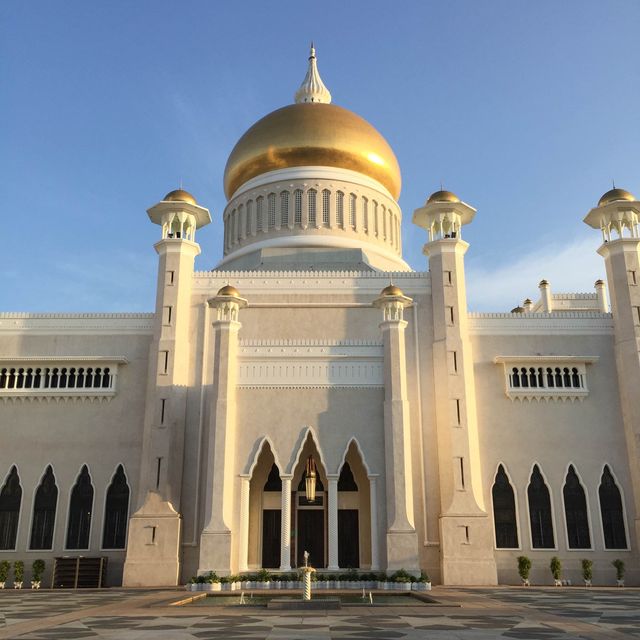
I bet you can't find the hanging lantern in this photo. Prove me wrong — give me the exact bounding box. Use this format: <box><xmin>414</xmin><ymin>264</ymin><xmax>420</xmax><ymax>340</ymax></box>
<box><xmin>305</xmin><ymin>455</ymin><xmax>317</xmax><ymax>503</ymax></box>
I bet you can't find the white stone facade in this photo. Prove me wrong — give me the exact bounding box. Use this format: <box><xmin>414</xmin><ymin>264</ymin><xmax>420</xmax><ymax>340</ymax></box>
<box><xmin>1</xmin><ymin>56</ymin><xmax>639</xmax><ymax>589</ymax></box>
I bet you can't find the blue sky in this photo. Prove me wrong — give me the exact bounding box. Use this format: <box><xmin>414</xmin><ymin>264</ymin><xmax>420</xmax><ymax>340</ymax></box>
<box><xmin>2</xmin><ymin>1</ymin><xmax>639</xmax><ymax>312</ymax></box>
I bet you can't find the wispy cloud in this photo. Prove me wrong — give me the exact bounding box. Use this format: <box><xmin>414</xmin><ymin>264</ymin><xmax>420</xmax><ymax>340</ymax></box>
<box><xmin>466</xmin><ymin>235</ymin><xmax>605</xmax><ymax>312</ymax></box>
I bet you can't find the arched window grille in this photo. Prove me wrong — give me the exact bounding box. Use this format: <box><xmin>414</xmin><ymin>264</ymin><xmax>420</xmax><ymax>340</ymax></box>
<box><xmin>256</xmin><ymin>196</ymin><xmax>264</xmax><ymax>232</ymax></box>
<box><xmin>238</xmin><ymin>203</ymin><xmax>245</xmax><ymax>239</ymax></box>
<box><xmin>0</xmin><ymin>466</ymin><xmax>21</xmax><ymax>550</ymax></box>
<box><xmin>66</xmin><ymin>465</ymin><xmax>93</xmax><ymax>550</ymax></box>
<box><xmin>362</xmin><ymin>197</ymin><xmax>369</xmax><ymax>233</ymax></box>
<box><xmin>280</xmin><ymin>191</ymin><xmax>289</xmax><ymax>227</ymax></box>
<box><xmin>102</xmin><ymin>465</ymin><xmax>130</xmax><ymax>549</ymax></box>
<box><xmin>264</xmin><ymin>464</ymin><xmax>282</xmax><ymax>492</ymax></box>
<box><xmin>492</xmin><ymin>465</ymin><xmax>518</xmax><ymax>548</ymax></box>
<box><xmin>308</xmin><ymin>189</ymin><xmax>317</xmax><ymax>226</ymax></box>
<box><xmin>30</xmin><ymin>466</ymin><xmax>58</xmax><ymax>550</ymax></box>
<box><xmin>267</xmin><ymin>193</ymin><xmax>276</xmax><ymax>229</ymax></box>
<box><xmin>381</xmin><ymin>205</ymin><xmax>387</xmax><ymax>240</ymax></box>
<box><xmin>527</xmin><ymin>465</ymin><xmax>554</xmax><ymax>548</ymax></box>
<box><xmin>336</xmin><ymin>191</ymin><xmax>344</xmax><ymax>228</ymax></box>
<box><xmin>373</xmin><ymin>201</ymin><xmax>379</xmax><ymax>236</ymax></box>
<box><xmin>246</xmin><ymin>200</ymin><xmax>254</xmax><ymax>235</ymax></box>
<box><xmin>599</xmin><ymin>466</ymin><xmax>627</xmax><ymax>549</ymax></box>
<box><xmin>349</xmin><ymin>193</ymin><xmax>357</xmax><ymax>229</ymax></box>
<box><xmin>231</xmin><ymin>208</ymin><xmax>237</xmax><ymax>245</ymax></box>
<box><xmin>563</xmin><ymin>465</ymin><xmax>591</xmax><ymax>549</ymax></box>
<box><xmin>294</xmin><ymin>189</ymin><xmax>303</xmax><ymax>225</ymax></box>
<box><xmin>322</xmin><ymin>189</ymin><xmax>330</xmax><ymax>226</ymax></box>
<box><xmin>389</xmin><ymin>211</ymin><xmax>394</xmax><ymax>245</ymax></box>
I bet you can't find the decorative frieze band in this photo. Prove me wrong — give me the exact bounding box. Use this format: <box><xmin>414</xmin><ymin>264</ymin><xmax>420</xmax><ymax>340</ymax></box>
<box><xmin>237</xmin><ymin>342</ymin><xmax>383</xmax><ymax>388</ymax></box>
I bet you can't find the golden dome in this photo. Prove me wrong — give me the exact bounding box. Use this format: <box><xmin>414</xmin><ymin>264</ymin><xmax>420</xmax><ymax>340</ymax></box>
<box><xmin>223</xmin><ymin>103</ymin><xmax>401</xmax><ymax>200</ymax></box>
<box><xmin>427</xmin><ymin>189</ymin><xmax>460</xmax><ymax>204</ymax></box>
<box><xmin>598</xmin><ymin>188</ymin><xmax>635</xmax><ymax>207</ymax></box>
<box><xmin>380</xmin><ymin>284</ymin><xmax>404</xmax><ymax>297</ymax></box>
<box><xmin>164</xmin><ymin>189</ymin><xmax>197</xmax><ymax>205</ymax></box>
<box><xmin>217</xmin><ymin>284</ymin><xmax>241</xmax><ymax>298</ymax></box>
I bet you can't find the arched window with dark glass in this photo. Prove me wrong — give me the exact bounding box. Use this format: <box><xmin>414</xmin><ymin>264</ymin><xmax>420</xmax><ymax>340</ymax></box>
<box><xmin>0</xmin><ymin>466</ymin><xmax>22</xmax><ymax>550</ymax></box>
<box><xmin>527</xmin><ymin>465</ymin><xmax>554</xmax><ymax>548</ymax></box>
<box><xmin>338</xmin><ymin>462</ymin><xmax>358</xmax><ymax>491</ymax></box>
<box><xmin>492</xmin><ymin>465</ymin><xmax>518</xmax><ymax>548</ymax></box>
<box><xmin>30</xmin><ymin>466</ymin><xmax>58</xmax><ymax>550</ymax></box>
<box><xmin>102</xmin><ymin>465</ymin><xmax>130</xmax><ymax>549</ymax></box>
<box><xmin>599</xmin><ymin>466</ymin><xmax>627</xmax><ymax>549</ymax></box>
<box><xmin>563</xmin><ymin>465</ymin><xmax>591</xmax><ymax>549</ymax></box>
<box><xmin>263</xmin><ymin>464</ymin><xmax>282</xmax><ymax>492</ymax></box>
<box><xmin>66</xmin><ymin>465</ymin><xmax>94</xmax><ymax>549</ymax></box>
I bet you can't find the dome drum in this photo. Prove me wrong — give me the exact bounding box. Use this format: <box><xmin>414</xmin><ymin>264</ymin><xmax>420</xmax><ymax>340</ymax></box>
<box><xmin>219</xmin><ymin>175</ymin><xmax>404</xmax><ymax>266</ymax></box>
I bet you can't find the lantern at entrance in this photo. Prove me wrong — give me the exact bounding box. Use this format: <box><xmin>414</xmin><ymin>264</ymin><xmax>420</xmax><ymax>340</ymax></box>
<box><xmin>305</xmin><ymin>456</ymin><xmax>317</xmax><ymax>503</ymax></box>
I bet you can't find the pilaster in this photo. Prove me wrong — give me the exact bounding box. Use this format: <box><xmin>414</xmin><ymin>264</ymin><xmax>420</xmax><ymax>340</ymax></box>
<box><xmin>280</xmin><ymin>475</ymin><xmax>292</xmax><ymax>571</ymax></box>
<box><xmin>327</xmin><ymin>475</ymin><xmax>339</xmax><ymax>571</ymax></box>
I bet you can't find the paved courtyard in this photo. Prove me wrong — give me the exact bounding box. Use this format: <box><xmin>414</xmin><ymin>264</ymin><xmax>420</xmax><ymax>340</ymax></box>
<box><xmin>0</xmin><ymin>587</ymin><xmax>639</xmax><ymax>639</ymax></box>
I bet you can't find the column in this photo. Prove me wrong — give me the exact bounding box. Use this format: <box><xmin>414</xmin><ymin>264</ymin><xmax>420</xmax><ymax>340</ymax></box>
<box><xmin>369</xmin><ymin>475</ymin><xmax>380</xmax><ymax>571</ymax></box>
<box><xmin>280</xmin><ymin>475</ymin><xmax>292</xmax><ymax>571</ymax></box>
<box><xmin>327</xmin><ymin>475</ymin><xmax>339</xmax><ymax>571</ymax></box>
<box><xmin>238</xmin><ymin>475</ymin><xmax>250</xmax><ymax>572</ymax></box>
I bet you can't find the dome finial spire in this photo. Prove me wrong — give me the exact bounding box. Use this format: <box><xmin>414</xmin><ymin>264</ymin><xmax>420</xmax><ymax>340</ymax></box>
<box><xmin>295</xmin><ymin>43</ymin><xmax>332</xmax><ymax>104</ymax></box>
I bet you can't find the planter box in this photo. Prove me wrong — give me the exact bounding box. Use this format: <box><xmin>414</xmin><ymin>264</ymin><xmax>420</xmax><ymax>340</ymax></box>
<box><xmin>13</xmin><ymin>582</ymin><xmax>23</xmax><ymax>589</ymax></box>
<box><xmin>412</xmin><ymin>582</ymin><xmax>431</xmax><ymax>591</ymax></box>
<box><xmin>396</xmin><ymin>582</ymin><xmax>411</xmax><ymax>591</ymax></box>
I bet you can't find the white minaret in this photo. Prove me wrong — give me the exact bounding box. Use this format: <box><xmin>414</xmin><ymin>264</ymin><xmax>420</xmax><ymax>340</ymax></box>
<box><xmin>123</xmin><ymin>189</ymin><xmax>211</xmax><ymax>587</ymax></box>
<box><xmin>413</xmin><ymin>190</ymin><xmax>498</xmax><ymax>585</ymax></box>
<box><xmin>584</xmin><ymin>187</ymin><xmax>640</xmax><ymax>549</ymax></box>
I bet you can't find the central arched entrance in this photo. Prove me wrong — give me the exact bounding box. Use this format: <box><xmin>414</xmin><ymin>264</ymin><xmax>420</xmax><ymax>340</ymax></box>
<box><xmin>291</xmin><ymin>435</ymin><xmax>327</xmax><ymax>568</ymax></box>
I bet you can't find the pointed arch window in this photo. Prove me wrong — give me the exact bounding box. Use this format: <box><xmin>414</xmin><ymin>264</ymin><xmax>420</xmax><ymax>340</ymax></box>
<box><xmin>0</xmin><ymin>466</ymin><xmax>21</xmax><ymax>550</ymax></box>
<box><xmin>322</xmin><ymin>189</ymin><xmax>330</xmax><ymax>226</ymax></box>
<box><xmin>102</xmin><ymin>465</ymin><xmax>130</xmax><ymax>549</ymax></box>
<box><xmin>336</xmin><ymin>191</ymin><xmax>344</xmax><ymax>228</ymax></box>
<box><xmin>527</xmin><ymin>465</ymin><xmax>554</xmax><ymax>548</ymax></box>
<box><xmin>280</xmin><ymin>191</ymin><xmax>289</xmax><ymax>227</ymax></box>
<box><xmin>66</xmin><ymin>465</ymin><xmax>94</xmax><ymax>550</ymax></box>
<box><xmin>563</xmin><ymin>465</ymin><xmax>591</xmax><ymax>549</ymax></box>
<box><xmin>30</xmin><ymin>466</ymin><xmax>58</xmax><ymax>550</ymax></box>
<box><xmin>267</xmin><ymin>193</ymin><xmax>276</xmax><ymax>229</ymax></box>
<box><xmin>308</xmin><ymin>189</ymin><xmax>317</xmax><ymax>226</ymax></box>
<box><xmin>294</xmin><ymin>189</ymin><xmax>303</xmax><ymax>225</ymax></box>
<box><xmin>492</xmin><ymin>465</ymin><xmax>518</xmax><ymax>548</ymax></box>
<box><xmin>599</xmin><ymin>466</ymin><xmax>627</xmax><ymax>549</ymax></box>
<box><xmin>338</xmin><ymin>462</ymin><xmax>358</xmax><ymax>491</ymax></box>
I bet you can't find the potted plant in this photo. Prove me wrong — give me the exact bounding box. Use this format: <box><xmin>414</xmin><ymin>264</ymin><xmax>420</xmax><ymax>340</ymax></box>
<box><xmin>581</xmin><ymin>559</ymin><xmax>593</xmax><ymax>587</ymax></box>
<box><xmin>517</xmin><ymin>556</ymin><xmax>531</xmax><ymax>586</ymax></box>
<box><xmin>391</xmin><ymin>569</ymin><xmax>412</xmax><ymax>591</ymax></box>
<box><xmin>284</xmin><ymin>572</ymin><xmax>296</xmax><ymax>590</ymax></box>
<box><xmin>612</xmin><ymin>559</ymin><xmax>625</xmax><ymax>587</ymax></box>
<box><xmin>31</xmin><ymin>559</ymin><xmax>45</xmax><ymax>589</ymax></box>
<box><xmin>377</xmin><ymin>571</ymin><xmax>388</xmax><ymax>590</ymax></box>
<box><xmin>0</xmin><ymin>560</ymin><xmax>10</xmax><ymax>589</ymax></box>
<box><xmin>206</xmin><ymin>571</ymin><xmax>221</xmax><ymax>591</ymax></box>
<box><xmin>13</xmin><ymin>560</ymin><xmax>24</xmax><ymax>589</ymax></box>
<box><xmin>550</xmin><ymin>556</ymin><xmax>562</xmax><ymax>586</ymax></box>
<box><xmin>257</xmin><ymin>568</ymin><xmax>271</xmax><ymax>589</ymax></box>
<box><xmin>413</xmin><ymin>571</ymin><xmax>431</xmax><ymax>591</ymax></box>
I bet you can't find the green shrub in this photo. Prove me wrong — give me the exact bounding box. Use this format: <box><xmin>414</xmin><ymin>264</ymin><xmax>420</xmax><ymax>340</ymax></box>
<box><xmin>517</xmin><ymin>556</ymin><xmax>531</xmax><ymax>581</ymax></box>
<box><xmin>32</xmin><ymin>559</ymin><xmax>45</xmax><ymax>582</ymax></box>
<box><xmin>13</xmin><ymin>561</ymin><xmax>24</xmax><ymax>582</ymax></box>
<box><xmin>0</xmin><ymin>560</ymin><xmax>10</xmax><ymax>582</ymax></box>
<box><xmin>257</xmin><ymin>568</ymin><xmax>271</xmax><ymax>582</ymax></box>
<box><xmin>391</xmin><ymin>569</ymin><xmax>412</xmax><ymax>583</ymax></box>
<box><xmin>550</xmin><ymin>557</ymin><xmax>562</xmax><ymax>581</ymax></box>
<box><xmin>205</xmin><ymin>571</ymin><xmax>220</xmax><ymax>583</ymax></box>
<box><xmin>612</xmin><ymin>559</ymin><xmax>625</xmax><ymax>580</ymax></box>
<box><xmin>418</xmin><ymin>571</ymin><xmax>430</xmax><ymax>583</ymax></box>
<box><xmin>581</xmin><ymin>559</ymin><xmax>593</xmax><ymax>582</ymax></box>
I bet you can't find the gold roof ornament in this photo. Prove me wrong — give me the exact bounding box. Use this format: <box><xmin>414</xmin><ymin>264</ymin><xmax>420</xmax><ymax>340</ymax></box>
<box><xmin>163</xmin><ymin>189</ymin><xmax>197</xmax><ymax>205</ymax></box>
<box><xmin>426</xmin><ymin>189</ymin><xmax>460</xmax><ymax>204</ymax></box>
<box><xmin>597</xmin><ymin>188</ymin><xmax>636</xmax><ymax>207</ymax></box>
<box><xmin>380</xmin><ymin>284</ymin><xmax>405</xmax><ymax>297</ymax></box>
<box><xmin>216</xmin><ymin>284</ymin><xmax>241</xmax><ymax>298</ymax></box>
<box><xmin>294</xmin><ymin>43</ymin><xmax>332</xmax><ymax>104</ymax></box>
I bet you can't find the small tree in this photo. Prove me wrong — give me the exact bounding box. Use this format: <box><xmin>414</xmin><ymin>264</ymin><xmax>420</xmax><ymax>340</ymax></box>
<box><xmin>13</xmin><ymin>560</ymin><xmax>24</xmax><ymax>584</ymax></box>
<box><xmin>32</xmin><ymin>559</ymin><xmax>45</xmax><ymax>583</ymax></box>
<box><xmin>0</xmin><ymin>560</ymin><xmax>10</xmax><ymax>585</ymax></box>
<box><xmin>550</xmin><ymin>556</ymin><xmax>562</xmax><ymax>583</ymax></box>
<box><xmin>581</xmin><ymin>559</ymin><xmax>593</xmax><ymax>585</ymax></box>
<box><xmin>517</xmin><ymin>556</ymin><xmax>532</xmax><ymax>584</ymax></box>
<box><xmin>612</xmin><ymin>559</ymin><xmax>625</xmax><ymax>583</ymax></box>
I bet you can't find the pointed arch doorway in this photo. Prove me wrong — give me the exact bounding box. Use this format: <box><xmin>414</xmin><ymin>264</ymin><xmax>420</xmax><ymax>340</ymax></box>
<box><xmin>291</xmin><ymin>435</ymin><xmax>327</xmax><ymax>568</ymax></box>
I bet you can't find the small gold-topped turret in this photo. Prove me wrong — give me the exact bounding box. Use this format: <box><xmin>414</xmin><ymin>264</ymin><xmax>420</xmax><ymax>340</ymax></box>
<box><xmin>598</xmin><ymin>188</ymin><xmax>635</xmax><ymax>207</ymax></box>
<box><xmin>426</xmin><ymin>190</ymin><xmax>460</xmax><ymax>204</ymax></box>
<box><xmin>217</xmin><ymin>284</ymin><xmax>241</xmax><ymax>298</ymax></box>
<box><xmin>164</xmin><ymin>189</ymin><xmax>197</xmax><ymax>206</ymax></box>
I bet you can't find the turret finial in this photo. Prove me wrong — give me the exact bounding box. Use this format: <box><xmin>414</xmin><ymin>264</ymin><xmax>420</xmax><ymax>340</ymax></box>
<box><xmin>295</xmin><ymin>43</ymin><xmax>332</xmax><ymax>104</ymax></box>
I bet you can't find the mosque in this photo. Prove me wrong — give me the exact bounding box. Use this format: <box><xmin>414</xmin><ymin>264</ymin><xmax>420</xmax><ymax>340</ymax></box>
<box><xmin>0</xmin><ymin>48</ymin><xmax>639</xmax><ymax>587</ymax></box>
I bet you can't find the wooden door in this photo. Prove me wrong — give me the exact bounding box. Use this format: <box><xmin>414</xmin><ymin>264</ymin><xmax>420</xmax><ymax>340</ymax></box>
<box><xmin>262</xmin><ymin>509</ymin><xmax>281</xmax><ymax>568</ymax></box>
<box><xmin>297</xmin><ymin>510</ymin><xmax>325</xmax><ymax>568</ymax></box>
<box><xmin>338</xmin><ymin>509</ymin><xmax>359</xmax><ymax>568</ymax></box>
